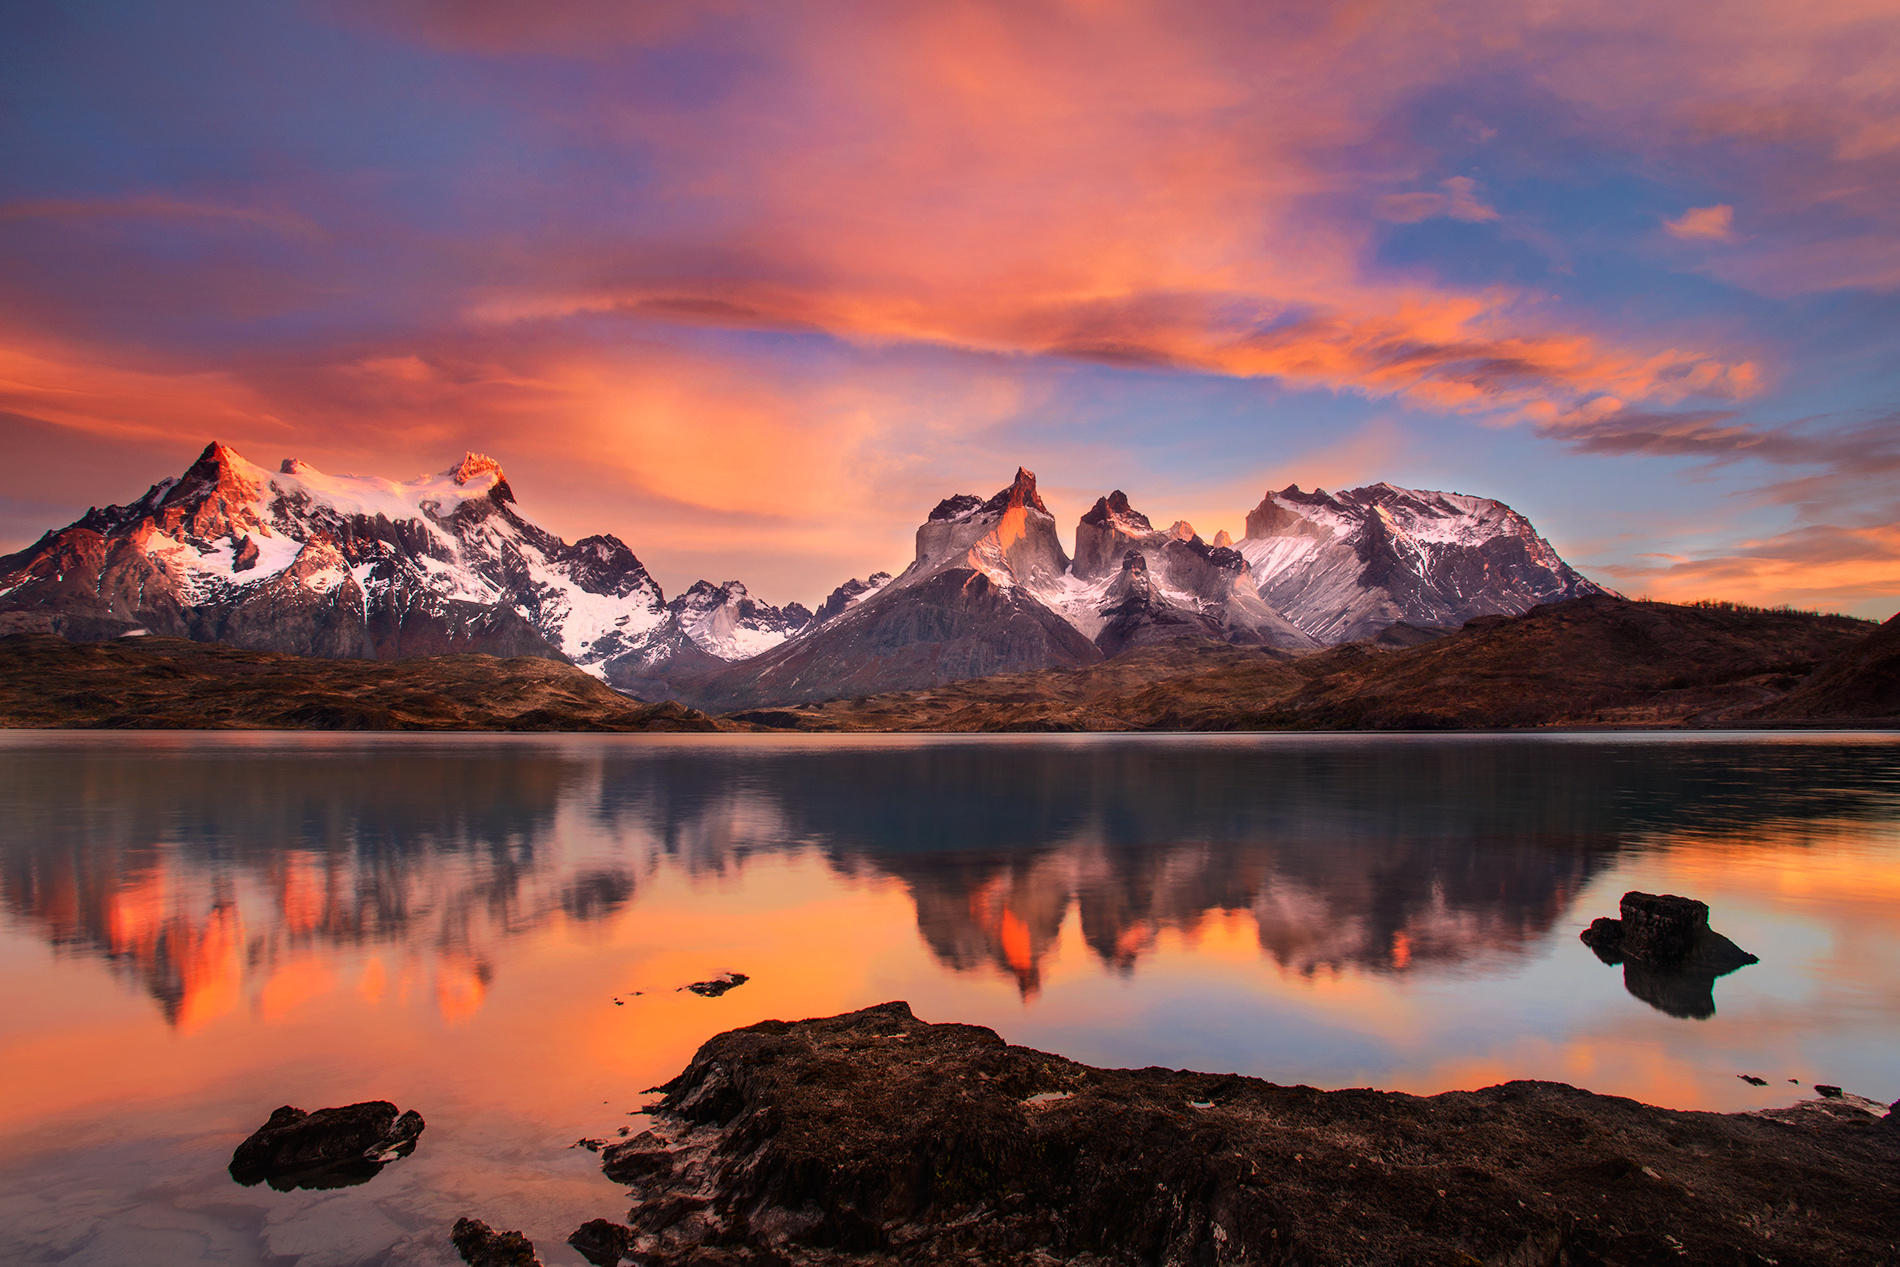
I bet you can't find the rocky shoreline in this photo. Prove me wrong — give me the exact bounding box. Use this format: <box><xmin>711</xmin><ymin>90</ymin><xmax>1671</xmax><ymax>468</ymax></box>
<box><xmin>465</xmin><ymin>1002</ymin><xmax>1900</xmax><ymax>1266</ymax></box>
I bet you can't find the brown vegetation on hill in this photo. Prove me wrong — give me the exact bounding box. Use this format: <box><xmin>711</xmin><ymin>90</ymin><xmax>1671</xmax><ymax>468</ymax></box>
<box><xmin>3</xmin><ymin>597</ymin><xmax>1887</xmax><ymax>732</ymax></box>
<box><xmin>0</xmin><ymin>633</ymin><xmax>715</xmax><ymax>730</ymax></box>
<box><xmin>732</xmin><ymin>596</ymin><xmax>1883</xmax><ymax>731</ymax></box>
<box><xmin>1752</xmin><ymin>612</ymin><xmax>1900</xmax><ymax>722</ymax></box>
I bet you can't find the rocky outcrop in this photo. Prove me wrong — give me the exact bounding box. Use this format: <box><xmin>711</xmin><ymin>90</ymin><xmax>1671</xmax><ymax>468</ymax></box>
<box><xmin>228</xmin><ymin>1100</ymin><xmax>424</xmax><ymax>1190</ymax></box>
<box><xmin>1070</xmin><ymin>491</ymin><xmax>1316</xmax><ymax>654</ymax></box>
<box><xmin>1581</xmin><ymin>891</ymin><xmax>1757</xmax><ymax>970</ymax></box>
<box><xmin>451</xmin><ymin>1218</ymin><xmax>541</xmax><ymax>1267</ymax></box>
<box><xmin>566</xmin><ymin>1219</ymin><xmax>632</xmax><ymax>1266</ymax></box>
<box><xmin>812</xmin><ymin>572</ymin><xmax>894</xmax><ymax>625</ymax></box>
<box><xmin>1581</xmin><ymin>891</ymin><xmax>1760</xmax><ymax>1019</ymax></box>
<box><xmin>1072</xmin><ymin>490</ymin><xmax>1156</xmax><ymax>580</ymax></box>
<box><xmin>592</xmin><ymin>1002</ymin><xmax>1900</xmax><ymax>1265</ymax></box>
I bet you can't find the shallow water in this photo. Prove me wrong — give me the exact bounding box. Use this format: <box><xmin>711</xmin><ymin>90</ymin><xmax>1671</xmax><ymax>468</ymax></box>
<box><xmin>1</xmin><ymin>731</ymin><xmax>1896</xmax><ymax>1264</ymax></box>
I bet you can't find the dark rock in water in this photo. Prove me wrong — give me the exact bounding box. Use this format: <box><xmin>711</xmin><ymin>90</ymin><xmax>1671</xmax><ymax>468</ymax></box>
<box><xmin>589</xmin><ymin>1001</ymin><xmax>1900</xmax><ymax>1266</ymax></box>
<box><xmin>451</xmin><ymin>1218</ymin><xmax>541</xmax><ymax>1267</ymax></box>
<box><xmin>228</xmin><ymin>1101</ymin><xmax>424</xmax><ymax>1190</ymax></box>
<box><xmin>567</xmin><ymin>1219</ymin><xmax>632</xmax><ymax>1266</ymax></box>
<box><xmin>682</xmin><ymin>971</ymin><xmax>748</xmax><ymax>997</ymax></box>
<box><xmin>1739</xmin><ymin>1075</ymin><xmax>1768</xmax><ymax>1086</ymax></box>
<box><xmin>1619</xmin><ymin>892</ymin><xmax>1709</xmax><ymax>961</ymax></box>
<box><xmin>1579</xmin><ymin>891</ymin><xmax>1758</xmax><ymax>1018</ymax></box>
<box><xmin>1817</xmin><ymin>1085</ymin><xmax>1844</xmax><ymax>1099</ymax></box>
<box><xmin>1581</xmin><ymin>916</ymin><xmax>1625</xmax><ymax>963</ymax></box>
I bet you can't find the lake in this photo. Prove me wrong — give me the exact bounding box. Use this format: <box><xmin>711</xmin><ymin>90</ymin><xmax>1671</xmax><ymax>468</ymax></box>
<box><xmin>2</xmin><ymin>731</ymin><xmax>1897</xmax><ymax>1265</ymax></box>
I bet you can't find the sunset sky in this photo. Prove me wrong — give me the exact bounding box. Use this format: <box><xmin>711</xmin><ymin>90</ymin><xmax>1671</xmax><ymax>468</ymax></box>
<box><xmin>3</xmin><ymin>1</ymin><xmax>1897</xmax><ymax>617</ymax></box>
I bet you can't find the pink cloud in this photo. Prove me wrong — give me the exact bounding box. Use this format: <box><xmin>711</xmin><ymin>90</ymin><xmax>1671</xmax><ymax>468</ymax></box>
<box><xmin>1379</xmin><ymin>178</ymin><xmax>1501</xmax><ymax>224</ymax></box>
<box><xmin>1665</xmin><ymin>205</ymin><xmax>1736</xmax><ymax>241</ymax></box>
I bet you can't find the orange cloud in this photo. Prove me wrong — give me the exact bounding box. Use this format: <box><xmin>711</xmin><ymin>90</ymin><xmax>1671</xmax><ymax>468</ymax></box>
<box><xmin>1596</xmin><ymin>522</ymin><xmax>1900</xmax><ymax>610</ymax></box>
<box><xmin>1665</xmin><ymin>205</ymin><xmax>1737</xmax><ymax>241</ymax></box>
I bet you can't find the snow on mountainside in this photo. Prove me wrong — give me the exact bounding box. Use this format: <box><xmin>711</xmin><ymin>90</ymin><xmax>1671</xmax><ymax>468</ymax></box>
<box><xmin>3</xmin><ymin>445</ymin><xmax>1613</xmax><ymax>709</ymax></box>
<box><xmin>666</xmin><ymin>580</ymin><xmax>813</xmax><ymax>660</ymax></box>
<box><xmin>1240</xmin><ymin>482</ymin><xmax>1611</xmax><ymax>644</ymax></box>
<box><xmin>0</xmin><ymin>442</ymin><xmax>804</xmax><ymax>675</ymax></box>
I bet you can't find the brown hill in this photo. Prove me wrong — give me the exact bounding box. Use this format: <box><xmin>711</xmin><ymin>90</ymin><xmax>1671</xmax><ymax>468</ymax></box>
<box><xmin>732</xmin><ymin>597</ymin><xmax>1880</xmax><ymax>731</ymax></box>
<box><xmin>0</xmin><ymin>633</ymin><xmax>715</xmax><ymax>731</ymax></box>
<box><xmin>1751</xmin><ymin>611</ymin><xmax>1900</xmax><ymax>722</ymax></box>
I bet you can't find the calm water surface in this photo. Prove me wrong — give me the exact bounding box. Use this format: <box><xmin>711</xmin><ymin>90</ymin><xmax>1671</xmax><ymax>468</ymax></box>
<box><xmin>1</xmin><ymin>731</ymin><xmax>1897</xmax><ymax>1264</ymax></box>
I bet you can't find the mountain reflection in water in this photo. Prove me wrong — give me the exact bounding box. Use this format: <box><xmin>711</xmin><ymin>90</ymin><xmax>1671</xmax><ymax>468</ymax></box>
<box><xmin>3</xmin><ymin>735</ymin><xmax>1893</xmax><ymax>1028</ymax></box>
<box><xmin>2</xmin><ymin>733</ymin><xmax>1898</xmax><ymax>1267</ymax></box>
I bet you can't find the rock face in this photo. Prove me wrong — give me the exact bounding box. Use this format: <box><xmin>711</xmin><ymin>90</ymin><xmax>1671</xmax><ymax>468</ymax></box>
<box><xmin>1581</xmin><ymin>891</ymin><xmax>1760</xmax><ymax>1019</ymax></box>
<box><xmin>228</xmin><ymin>1101</ymin><xmax>424</xmax><ymax>1190</ymax></box>
<box><xmin>1240</xmin><ymin>482</ymin><xmax>1609</xmax><ymax>644</ymax></box>
<box><xmin>1066</xmin><ymin>491</ymin><xmax>1315</xmax><ymax>655</ymax></box>
<box><xmin>594</xmin><ymin>1002</ymin><xmax>1900</xmax><ymax>1266</ymax></box>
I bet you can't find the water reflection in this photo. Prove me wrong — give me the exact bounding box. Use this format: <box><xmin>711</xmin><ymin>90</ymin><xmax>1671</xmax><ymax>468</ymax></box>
<box><xmin>3</xmin><ymin>736</ymin><xmax>1894</xmax><ymax>1026</ymax></box>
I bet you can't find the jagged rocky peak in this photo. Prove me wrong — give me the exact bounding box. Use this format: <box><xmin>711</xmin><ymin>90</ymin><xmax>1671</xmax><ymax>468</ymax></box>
<box><xmin>814</xmin><ymin>572</ymin><xmax>895</xmax><ymax>625</ymax></box>
<box><xmin>1244</xmin><ymin>485</ymin><xmax>1330</xmax><ymax>540</ymax></box>
<box><xmin>1074</xmin><ymin>489</ymin><xmax>1162</xmax><ymax>579</ymax></box>
<box><xmin>914</xmin><ymin>466</ymin><xmax>1069</xmax><ymax>583</ymax></box>
<box><xmin>984</xmin><ymin>466</ymin><xmax>1051</xmax><ymax>516</ymax></box>
<box><xmin>1212</xmin><ymin>529</ymin><xmax>1233</xmax><ymax>548</ymax></box>
<box><xmin>566</xmin><ymin>533</ymin><xmax>654</xmax><ymax>596</ymax></box>
<box><xmin>450</xmin><ymin>452</ymin><xmax>514</xmax><ymax>503</ymax></box>
<box><xmin>452</xmin><ymin>452</ymin><xmax>503</xmax><ymax>486</ymax></box>
<box><xmin>1079</xmin><ymin>490</ymin><xmax>1151</xmax><ymax>530</ymax></box>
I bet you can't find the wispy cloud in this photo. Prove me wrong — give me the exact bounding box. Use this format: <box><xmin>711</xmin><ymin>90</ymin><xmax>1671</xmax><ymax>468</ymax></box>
<box><xmin>1379</xmin><ymin>177</ymin><xmax>1501</xmax><ymax>225</ymax></box>
<box><xmin>1664</xmin><ymin>205</ymin><xmax>1736</xmax><ymax>242</ymax></box>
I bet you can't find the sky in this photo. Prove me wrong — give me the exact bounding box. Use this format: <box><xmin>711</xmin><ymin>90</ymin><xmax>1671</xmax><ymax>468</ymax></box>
<box><xmin>1</xmin><ymin>0</ymin><xmax>1897</xmax><ymax>617</ymax></box>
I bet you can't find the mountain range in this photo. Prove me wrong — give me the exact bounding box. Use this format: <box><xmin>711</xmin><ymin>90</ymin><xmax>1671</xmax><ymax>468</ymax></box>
<box><xmin>0</xmin><ymin>442</ymin><xmax>1610</xmax><ymax>709</ymax></box>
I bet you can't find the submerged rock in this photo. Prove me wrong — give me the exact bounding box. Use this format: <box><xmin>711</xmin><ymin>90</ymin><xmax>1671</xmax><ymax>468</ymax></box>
<box><xmin>451</xmin><ymin>1218</ymin><xmax>541</xmax><ymax>1267</ymax></box>
<box><xmin>1580</xmin><ymin>891</ymin><xmax>1759</xmax><ymax>1018</ymax></box>
<box><xmin>591</xmin><ymin>1001</ymin><xmax>1900</xmax><ymax>1266</ymax></box>
<box><xmin>681</xmin><ymin>971</ymin><xmax>749</xmax><ymax>997</ymax></box>
<box><xmin>228</xmin><ymin>1101</ymin><xmax>424</xmax><ymax>1190</ymax></box>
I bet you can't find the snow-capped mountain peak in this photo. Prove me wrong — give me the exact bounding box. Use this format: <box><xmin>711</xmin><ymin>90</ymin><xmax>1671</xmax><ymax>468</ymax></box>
<box><xmin>1239</xmin><ymin>481</ymin><xmax>1609</xmax><ymax>643</ymax></box>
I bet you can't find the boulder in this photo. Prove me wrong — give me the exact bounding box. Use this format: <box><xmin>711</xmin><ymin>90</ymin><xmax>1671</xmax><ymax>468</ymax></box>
<box><xmin>451</xmin><ymin>1218</ymin><xmax>541</xmax><ymax>1267</ymax></box>
<box><xmin>567</xmin><ymin>1218</ymin><xmax>633</xmax><ymax>1266</ymax></box>
<box><xmin>228</xmin><ymin>1100</ymin><xmax>424</xmax><ymax>1190</ymax></box>
<box><xmin>1579</xmin><ymin>892</ymin><xmax>1759</xmax><ymax>1019</ymax></box>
